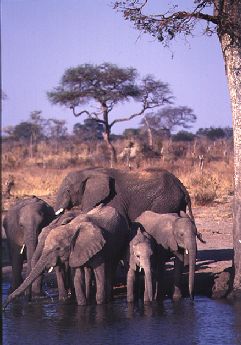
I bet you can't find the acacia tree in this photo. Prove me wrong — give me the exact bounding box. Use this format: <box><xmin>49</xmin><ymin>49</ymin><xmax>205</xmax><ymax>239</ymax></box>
<box><xmin>46</xmin><ymin>119</ymin><xmax>68</xmax><ymax>153</ymax></box>
<box><xmin>141</xmin><ymin>106</ymin><xmax>196</xmax><ymax>147</ymax></box>
<box><xmin>47</xmin><ymin>62</ymin><xmax>173</xmax><ymax>165</ymax></box>
<box><xmin>73</xmin><ymin>119</ymin><xmax>104</xmax><ymax>141</ymax></box>
<box><xmin>113</xmin><ymin>0</ymin><xmax>241</xmax><ymax>297</ymax></box>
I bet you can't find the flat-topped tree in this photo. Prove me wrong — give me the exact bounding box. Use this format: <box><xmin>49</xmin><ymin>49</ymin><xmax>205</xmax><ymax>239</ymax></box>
<box><xmin>47</xmin><ymin>62</ymin><xmax>173</xmax><ymax>165</ymax></box>
<box><xmin>113</xmin><ymin>0</ymin><xmax>241</xmax><ymax>298</ymax></box>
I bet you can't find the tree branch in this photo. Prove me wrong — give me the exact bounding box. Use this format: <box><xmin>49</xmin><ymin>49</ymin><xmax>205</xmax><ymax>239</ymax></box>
<box><xmin>70</xmin><ymin>106</ymin><xmax>106</xmax><ymax>125</ymax></box>
<box><xmin>163</xmin><ymin>10</ymin><xmax>218</xmax><ymax>24</ymax></box>
<box><xmin>109</xmin><ymin>103</ymin><xmax>160</xmax><ymax>128</ymax></box>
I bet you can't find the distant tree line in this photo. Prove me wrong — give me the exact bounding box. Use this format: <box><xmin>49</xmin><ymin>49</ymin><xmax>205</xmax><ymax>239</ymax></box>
<box><xmin>3</xmin><ymin>112</ymin><xmax>233</xmax><ymax>144</ymax></box>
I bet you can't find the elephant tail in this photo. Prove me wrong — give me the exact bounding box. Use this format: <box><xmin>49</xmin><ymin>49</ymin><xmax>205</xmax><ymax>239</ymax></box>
<box><xmin>174</xmin><ymin>175</ymin><xmax>195</xmax><ymax>222</ymax></box>
<box><xmin>185</xmin><ymin>192</ymin><xmax>194</xmax><ymax>222</ymax></box>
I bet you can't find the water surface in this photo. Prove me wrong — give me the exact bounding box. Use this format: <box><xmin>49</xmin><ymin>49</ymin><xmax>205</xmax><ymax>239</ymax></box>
<box><xmin>2</xmin><ymin>278</ymin><xmax>241</xmax><ymax>345</ymax></box>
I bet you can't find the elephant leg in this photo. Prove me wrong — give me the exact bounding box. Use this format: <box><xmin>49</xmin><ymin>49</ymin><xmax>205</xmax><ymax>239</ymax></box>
<box><xmin>55</xmin><ymin>265</ymin><xmax>68</xmax><ymax>301</ymax></box>
<box><xmin>105</xmin><ymin>260</ymin><xmax>118</xmax><ymax>303</ymax></box>
<box><xmin>84</xmin><ymin>267</ymin><xmax>92</xmax><ymax>303</ymax></box>
<box><xmin>127</xmin><ymin>269</ymin><xmax>136</xmax><ymax>303</ymax></box>
<box><xmin>94</xmin><ymin>262</ymin><xmax>105</xmax><ymax>305</ymax></box>
<box><xmin>155</xmin><ymin>256</ymin><xmax>166</xmax><ymax>301</ymax></box>
<box><xmin>64</xmin><ymin>263</ymin><xmax>74</xmax><ymax>297</ymax></box>
<box><xmin>144</xmin><ymin>269</ymin><xmax>153</xmax><ymax>304</ymax></box>
<box><xmin>74</xmin><ymin>267</ymin><xmax>87</xmax><ymax>306</ymax></box>
<box><xmin>173</xmin><ymin>257</ymin><xmax>183</xmax><ymax>301</ymax></box>
<box><xmin>105</xmin><ymin>262</ymin><xmax>115</xmax><ymax>303</ymax></box>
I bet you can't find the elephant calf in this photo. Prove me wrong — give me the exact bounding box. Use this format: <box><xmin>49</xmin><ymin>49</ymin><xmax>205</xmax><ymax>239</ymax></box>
<box><xmin>127</xmin><ymin>228</ymin><xmax>158</xmax><ymax>303</ymax></box>
<box><xmin>133</xmin><ymin>211</ymin><xmax>199</xmax><ymax>301</ymax></box>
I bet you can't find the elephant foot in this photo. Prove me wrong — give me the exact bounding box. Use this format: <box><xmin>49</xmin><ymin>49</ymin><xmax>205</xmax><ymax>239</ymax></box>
<box><xmin>31</xmin><ymin>291</ymin><xmax>45</xmax><ymax>298</ymax></box>
<box><xmin>76</xmin><ymin>298</ymin><xmax>87</xmax><ymax>306</ymax></box>
<box><xmin>172</xmin><ymin>288</ymin><xmax>182</xmax><ymax>302</ymax></box>
<box><xmin>31</xmin><ymin>287</ymin><xmax>44</xmax><ymax>297</ymax></box>
<box><xmin>127</xmin><ymin>300</ymin><xmax>134</xmax><ymax>304</ymax></box>
<box><xmin>127</xmin><ymin>298</ymin><xmax>134</xmax><ymax>303</ymax></box>
<box><xmin>144</xmin><ymin>299</ymin><xmax>152</xmax><ymax>305</ymax></box>
<box><xmin>96</xmin><ymin>297</ymin><xmax>105</xmax><ymax>305</ymax></box>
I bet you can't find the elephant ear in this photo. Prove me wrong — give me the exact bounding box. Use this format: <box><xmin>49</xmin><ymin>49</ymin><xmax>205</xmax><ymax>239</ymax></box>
<box><xmin>151</xmin><ymin>222</ymin><xmax>178</xmax><ymax>252</ymax></box>
<box><xmin>81</xmin><ymin>174</ymin><xmax>115</xmax><ymax>212</ymax></box>
<box><xmin>69</xmin><ymin>222</ymin><xmax>106</xmax><ymax>268</ymax></box>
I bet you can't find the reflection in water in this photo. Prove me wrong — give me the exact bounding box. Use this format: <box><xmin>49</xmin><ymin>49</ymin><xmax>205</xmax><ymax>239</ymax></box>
<box><xmin>2</xmin><ymin>279</ymin><xmax>241</xmax><ymax>345</ymax></box>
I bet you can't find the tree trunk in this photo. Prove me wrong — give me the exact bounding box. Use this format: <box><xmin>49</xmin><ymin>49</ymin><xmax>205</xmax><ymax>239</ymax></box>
<box><xmin>102</xmin><ymin>103</ymin><xmax>117</xmax><ymax>167</ymax></box>
<box><xmin>30</xmin><ymin>134</ymin><xmax>33</xmax><ymax>159</ymax></box>
<box><xmin>218</xmin><ymin>0</ymin><xmax>241</xmax><ymax>296</ymax></box>
<box><xmin>144</xmin><ymin>116</ymin><xmax>153</xmax><ymax>150</ymax></box>
<box><xmin>102</xmin><ymin>130</ymin><xmax>117</xmax><ymax>167</ymax></box>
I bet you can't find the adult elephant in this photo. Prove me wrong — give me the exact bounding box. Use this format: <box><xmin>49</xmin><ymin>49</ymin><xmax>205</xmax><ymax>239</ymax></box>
<box><xmin>3</xmin><ymin>196</ymin><xmax>55</xmax><ymax>295</ymax></box>
<box><xmin>3</xmin><ymin>205</ymin><xmax>129</xmax><ymax>309</ymax></box>
<box><xmin>54</xmin><ymin>168</ymin><xmax>194</xmax><ymax>222</ymax></box>
<box><xmin>133</xmin><ymin>211</ymin><xmax>198</xmax><ymax>301</ymax></box>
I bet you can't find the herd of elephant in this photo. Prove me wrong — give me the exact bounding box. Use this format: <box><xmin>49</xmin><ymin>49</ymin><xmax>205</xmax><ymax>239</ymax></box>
<box><xmin>3</xmin><ymin>167</ymin><xmax>205</xmax><ymax>309</ymax></box>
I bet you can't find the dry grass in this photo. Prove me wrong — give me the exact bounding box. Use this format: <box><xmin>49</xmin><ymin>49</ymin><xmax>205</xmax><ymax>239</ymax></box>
<box><xmin>178</xmin><ymin>162</ymin><xmax>233</xmax><ymax>205</ymax></box>
<box><xmin>2</xmin><ymin>160</ymin><xmax>233</xmax><ymax>207</ymax></box>
<box><xmin>2</xmin><ymin>138</ymin><xmax>234</xmax><ymax>208</ymax></box>
<box><xmin>2</xmin><ymin>168</ymin><xmax>70</xmax><ymax>198</ymax></box>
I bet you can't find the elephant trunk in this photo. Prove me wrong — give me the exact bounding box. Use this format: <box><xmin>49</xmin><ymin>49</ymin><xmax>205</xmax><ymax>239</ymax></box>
<box><xmin>25</xmin><ymin>231</ymin><xmax>38</xmax><ymax>276</ymax></box>
<box><xmin>187</xmin><ymin>242</ymin><xmax>197</xmax><ymax>299</ymax></box>
<box><xmin>3</xmin><ymin>257</ymin><xmax>47</xmax><ymax>310</ymax></box>
<box><xmin>25</xmin><ymin>234</ymin><xmax>38</xmax><ymax>298</ymax></box>
<box><xmin>140</xmin><ymin>258</ymin><xmax>153</xmax><ymax>302</ymax></box>
<box><xmin>144</xmin><ymin>268</ymin><xmax>153</xmax><ymax>302</ymax></box>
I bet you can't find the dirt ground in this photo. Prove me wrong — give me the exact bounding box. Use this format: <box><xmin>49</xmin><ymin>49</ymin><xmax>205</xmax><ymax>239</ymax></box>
<box><xmin>2</xmin><ymin>195</ymin><xmax>234</xmax><ymax>298</ymax></box>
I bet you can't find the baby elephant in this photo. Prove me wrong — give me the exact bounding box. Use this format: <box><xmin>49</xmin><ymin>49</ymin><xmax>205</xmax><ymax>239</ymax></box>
<box><xmin>132</xmin><ymin>211</ymin><xmax>199</xmax><ymax>301</ymax></box>
<box><xmin>127</xmin><ymin>228</ymin><xmax>157</xmax><ymax>303</ymax></box>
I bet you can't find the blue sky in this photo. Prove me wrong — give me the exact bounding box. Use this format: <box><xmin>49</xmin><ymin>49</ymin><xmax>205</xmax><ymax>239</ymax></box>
<box><xmin>2</xmin><ymin>0</ymin><xmax>232</xmax><ymax>134</ymax></box>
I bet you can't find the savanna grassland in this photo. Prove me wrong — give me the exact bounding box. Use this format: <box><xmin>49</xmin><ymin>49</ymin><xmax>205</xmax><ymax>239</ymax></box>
<box><xmin>2</xmin><ymin>136</ymin><xmax>234</xmax><ymax>205</ymax></box>
<box><xmin>2</xmin><ymin>135</ymin><xmax>235</xmax><ymax>297</ymax></box>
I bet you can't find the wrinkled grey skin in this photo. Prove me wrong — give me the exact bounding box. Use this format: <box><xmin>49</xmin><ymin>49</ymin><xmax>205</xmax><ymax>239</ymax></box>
<box><xmin>54</xmin><ymin>168</ymin><xmax>194</xmax><ymax>223</ymax></box>
<box><xmin>3</xmin><ymin>196</ymin><xmax>55</xmax><ymax>296</ymax></box>
<box><xmin>127</xmin><ymin>229</ymin><xmax>158</xmax><ymax>303</ymax></box>
<box><xmin>31</xmin><ymin>207</ymin><xmax>84</xmax><ymax>300</ymax></box>
<box><xmin>3</xmin><ymin>206</ymin><xmax>129</xmax><ymax>309</ymax></box>
<box><xmin>133</xmin><ymin>211</ymin><xmax>198</xmax><ymax>301</ymax></box>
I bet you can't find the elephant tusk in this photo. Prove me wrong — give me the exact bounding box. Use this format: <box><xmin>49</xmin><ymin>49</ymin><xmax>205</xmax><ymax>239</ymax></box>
<box><xmin>55</xmin><ymin>208</ymin><xmax>64</xmax><ymax>216</ymax></box>
<box><xmin>20</xmin><ymin>244</ymin><xmax>25</xmax><ymax>254</ymax></box>
<box><xmin>48</xmin><ymin>266</ymin><xmax>54</xmax><ymax>273</ymax></box>
<box><xmin>185</xmin><ymin>249</ymin><xmax>189</xmax><ymax>255</ymax></box>
<box><xmin>139</xmin><ymin>266</ymin><xmax>143</xmax><ymax>273</ymax></box>
<box><xmin>87</xmin><ymin>203</ymin><xmax>104</xmax><ymax>215</ymax></box>
<box><xmin>239</xmin><ymin>240</ymin><xmax>241</xmax><ymax>244</ymax></box>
